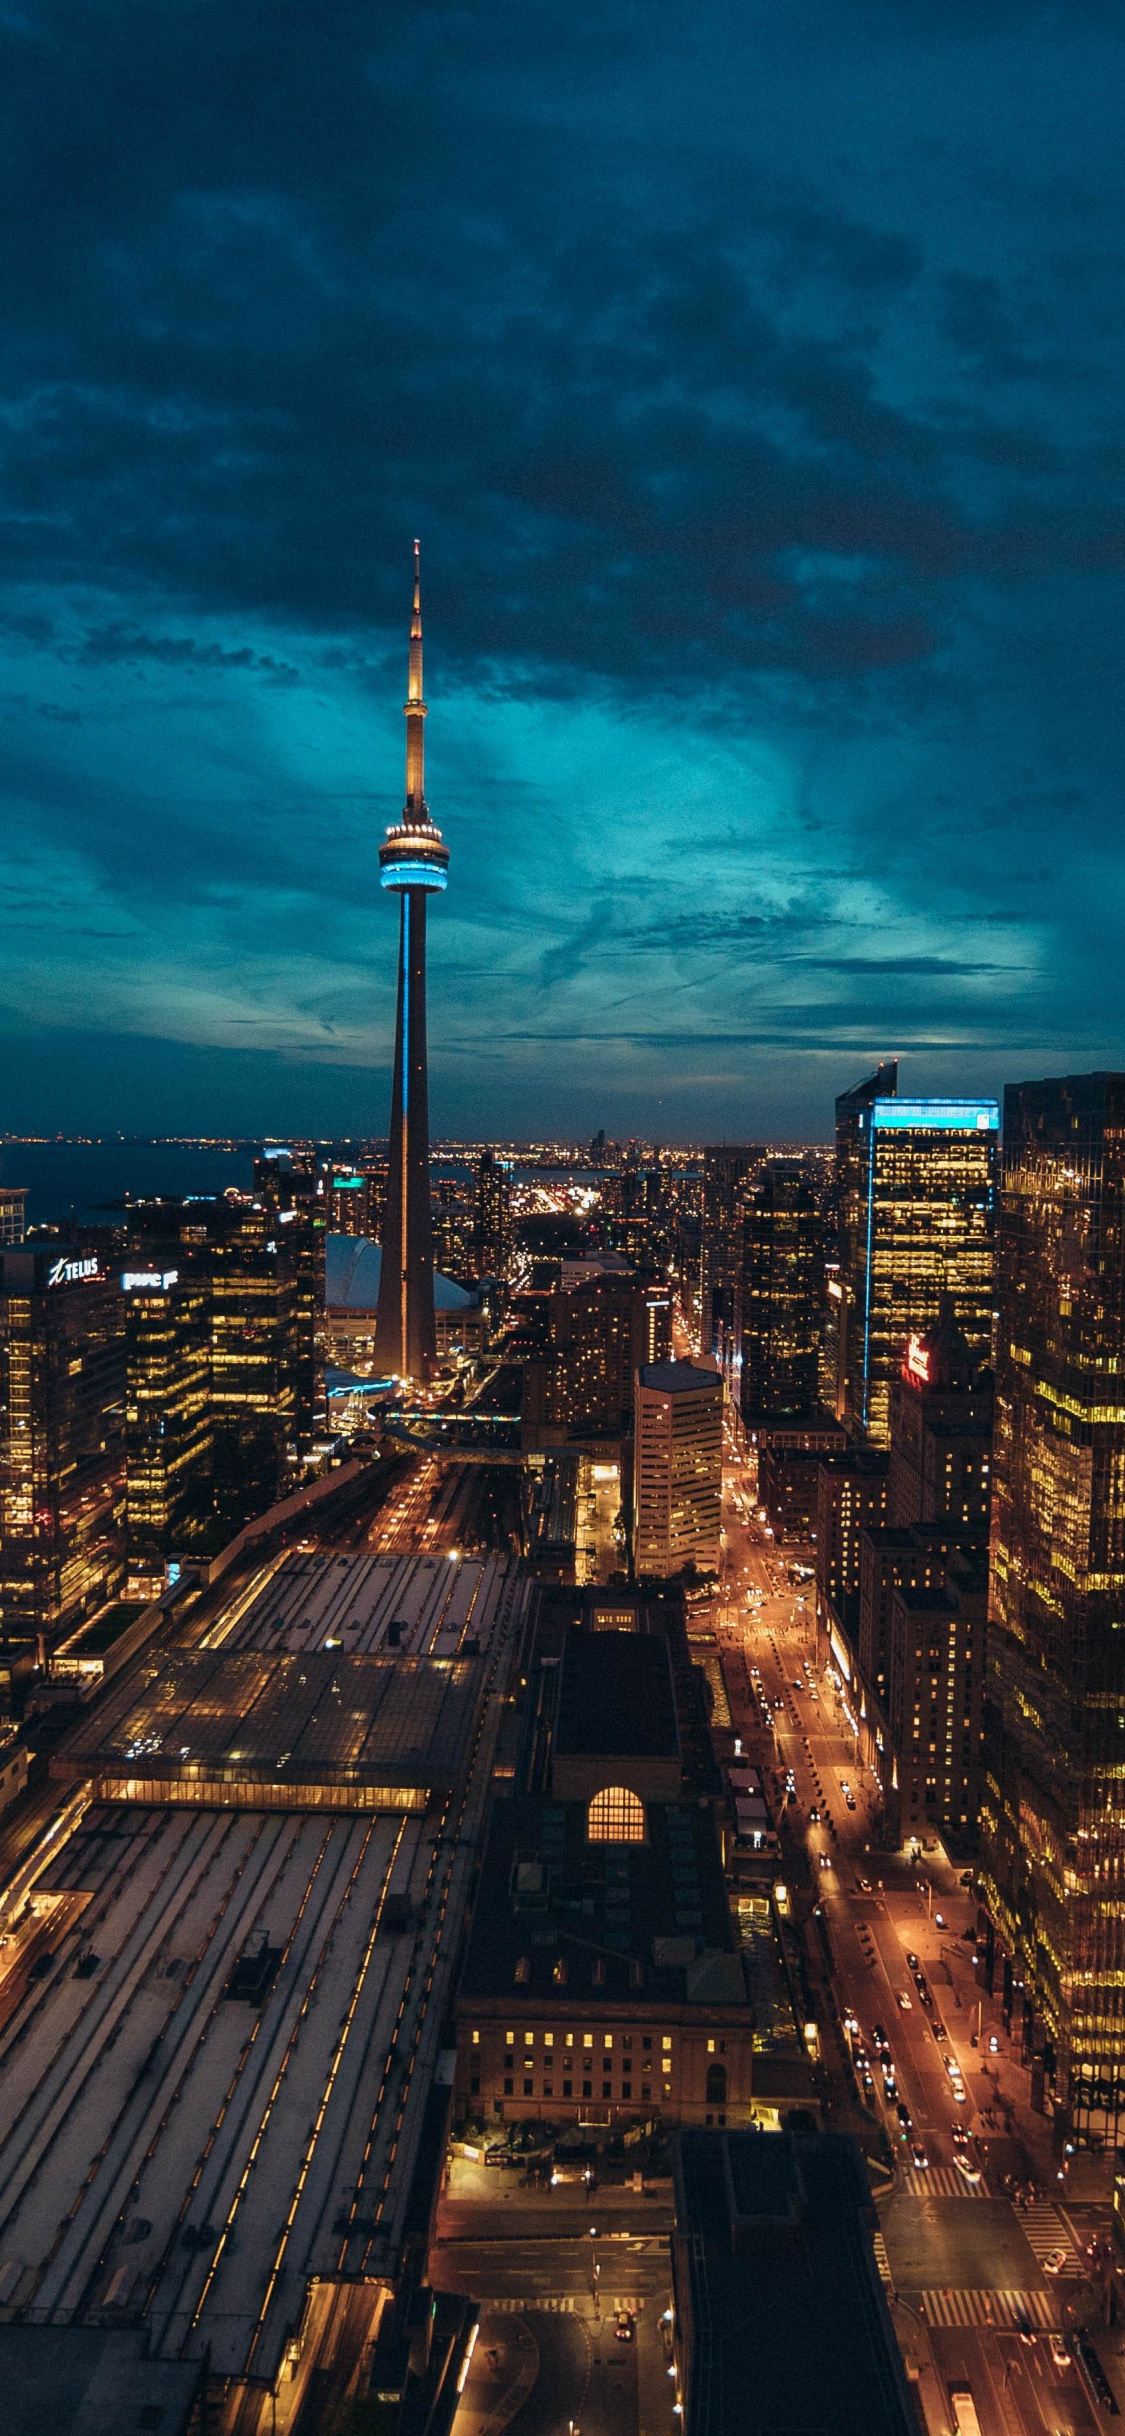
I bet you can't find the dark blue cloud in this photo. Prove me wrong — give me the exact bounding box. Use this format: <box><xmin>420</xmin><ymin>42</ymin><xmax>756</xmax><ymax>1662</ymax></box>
<box><xmin>0</xmin><ymin>0</ymin><xmax>1122</xmax><ymax>1138</ymax></box>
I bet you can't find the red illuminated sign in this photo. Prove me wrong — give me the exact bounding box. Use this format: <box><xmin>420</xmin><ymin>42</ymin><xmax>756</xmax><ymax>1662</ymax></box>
<box><xmin>904</xmin><ymin>1335</ymin><xmax>931</xmax><ymax>1384</ymax></box>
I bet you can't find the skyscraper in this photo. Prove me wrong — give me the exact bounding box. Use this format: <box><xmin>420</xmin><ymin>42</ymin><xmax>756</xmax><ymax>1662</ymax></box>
<box><xmin>700</xmin><ymin>1145</ymin><xmax>764</xmax><ymax>1359</ymax></box>
<box><xmin>633</xmin><ymin>1360</ymin><xmax>723</xmax><ymax>1578</ymax></box>
<box><xmin>736</xmin><ymin>1156</ymin><xmax>823</xmax><ymax>1427</ymax></box>
<box><xmin>123</xmin><ymin>1263</ymin><xmax>212</xmax><ymax>1587</ymax></box>
<box><xmin>474</xmin><ymin>1149</ymin><xmax>513</xmax><ymax>1281</ymax></box>
<box><xmin>0</xmin><ymin>1246</ymin><xmax>126</xmax><ymax>1685</ymax></box>
<box><xmin>835</xmin><ymin>1072</ymin><xmax>998</xmax><ymax>1446</ymax></box>
<box><xmin>373</xmin><ymin>544</ymin><xmax>449</xmax><ymax>1380</ymax></box>
<box><xmin>983</xmin><ymin>1073</ymin><xmax>1125</xmax><ymax>2141</ymax></box>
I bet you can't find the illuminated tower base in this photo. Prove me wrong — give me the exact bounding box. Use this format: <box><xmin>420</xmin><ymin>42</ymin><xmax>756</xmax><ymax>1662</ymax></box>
<box><xmin>372</xmin><ymin>543</ymin><xmax>449</xmax><ymax>1381</ymax></box>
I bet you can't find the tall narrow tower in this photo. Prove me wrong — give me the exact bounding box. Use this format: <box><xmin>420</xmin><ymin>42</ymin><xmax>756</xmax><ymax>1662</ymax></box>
<box><xmin>372</xmin><ymin>543</ymin><xmax>449</xmax><ymax>1379</ymax></box>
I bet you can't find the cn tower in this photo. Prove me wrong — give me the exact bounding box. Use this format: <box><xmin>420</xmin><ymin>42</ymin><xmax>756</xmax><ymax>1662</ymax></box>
<box><xmin>372</xmin><ymin>542</ymin><xmax>449</xmax><ymax>1380</ymax></box>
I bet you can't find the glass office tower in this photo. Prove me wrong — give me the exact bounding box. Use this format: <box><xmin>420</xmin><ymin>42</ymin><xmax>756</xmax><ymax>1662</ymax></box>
<box><xmin>835</xmin><ymin>1076</ymin><xmax>998</xmax><ymax>1447</ymax></box>
<box><xmin>983</xmin><ymin>1072</ymin><xmax>1125</xmax><ymax>2143</ymax></box>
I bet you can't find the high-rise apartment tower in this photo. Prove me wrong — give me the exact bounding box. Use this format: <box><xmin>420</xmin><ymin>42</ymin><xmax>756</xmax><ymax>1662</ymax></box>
<box><xmin>373</xmin><ymin>545</ymin><xmax>449</xmax><ymax>1380</ymax></box>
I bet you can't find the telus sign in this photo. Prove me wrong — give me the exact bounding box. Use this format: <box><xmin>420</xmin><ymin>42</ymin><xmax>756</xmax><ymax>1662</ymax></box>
<box><xmin>47</xmin><ymin>1254</ymin><xmax>100</xmax><ymax>1289</ymax></box>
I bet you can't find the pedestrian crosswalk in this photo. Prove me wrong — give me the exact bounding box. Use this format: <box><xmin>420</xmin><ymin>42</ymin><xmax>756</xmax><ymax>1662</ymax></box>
<box><xmin>488</xmin><ymin>2295</ymin><xmax>577</xmax><ymax>2314</ymax></box>
<box><xmin>921</xmin><ymin>2288</ymin><xmax>1059</xmax><ymax>2330</ymax></box>
<box><xmin>1019</xmin><ymin>2203</ymin><xmax>1081</xmax><ymax>2274</ymax></box>
<box><xmin>873</xmin><ymin>2233</ymin><xmax>893</xmax><ymax>2286</ymax></box>
<box><xmin>486</xmin><ymin>2293</ymin><xmax>645</xmax><ymax>2317</ymax></box>
<box><xmin>903</xmin><ymin>2166</ymin><xmax>991</xmax><ymax>2199</ymax></box>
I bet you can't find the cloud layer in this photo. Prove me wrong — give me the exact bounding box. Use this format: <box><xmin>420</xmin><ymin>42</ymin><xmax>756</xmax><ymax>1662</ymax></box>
<box><xmin>1</xmin><ymin>0</ymin><xmax>1123</xmax><ymax>1138</ymax></box>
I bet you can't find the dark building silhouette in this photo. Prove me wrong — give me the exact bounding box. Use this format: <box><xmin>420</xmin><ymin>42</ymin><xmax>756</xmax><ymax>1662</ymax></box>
<box><xmin>700</xmin><ymin>1145</ymin><xmax>764</xmax><ymax>1362</ymax></box>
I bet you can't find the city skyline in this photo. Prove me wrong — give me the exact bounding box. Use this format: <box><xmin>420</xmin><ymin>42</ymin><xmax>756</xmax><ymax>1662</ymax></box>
<box><xmin>1</xmin><ymin>4</ymin><xmax>1123</xmax><ymax>1140</ymax></box>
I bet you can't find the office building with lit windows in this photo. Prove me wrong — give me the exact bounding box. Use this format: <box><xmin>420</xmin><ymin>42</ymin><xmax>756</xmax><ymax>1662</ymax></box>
<box><xmin>834</xmin><ymin>1066</ymin><xmax>998</xmax><ymax>1447</ymax></box>
<box><xmin>736</xmin><ymin>1156</ymin><xmax>823</xmax><ymax>1427</ymax></box>
<box><xmin>123</xmin><ymin>1264</ymin><xmax>212</xmax><ymax>1588</ymax></box>
<box><xmin>982</xmin><ymin>1072</ymin><xmax>1125</xmax><ymax>2144</ymax></box>
<box><xmin>474</xmin><ymin>1149</ymin><xmax>513</xmax><ymax>1281</ymax></box>
<box><xmin>634</xmin><ymin>1361</ymin><xmax>723</xmax><ymax>1578</ymax></box>
<box><xmin>0</xmin><ymin>1187</ymin><xmax>26</xmax><ymax>1246</ymax></box>
<box><xmin>853</xmin><ymin>1301</ymin><xmax>992</xmax><ymax>1834</ymax></box>
<box><xmin>0</xmin><ymin>1247</ymin><xmax>125</xmax><ymax>1678</ymax></box>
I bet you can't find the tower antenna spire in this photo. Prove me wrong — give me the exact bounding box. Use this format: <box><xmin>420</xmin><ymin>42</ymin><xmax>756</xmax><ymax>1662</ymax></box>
<box><xmin>405</xmin><ymin>537</ymin><xmax>427</xmax><ymax>819</ymax></box>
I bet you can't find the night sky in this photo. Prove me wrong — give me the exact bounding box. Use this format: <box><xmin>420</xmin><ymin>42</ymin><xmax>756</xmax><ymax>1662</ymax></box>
<box><xmin>2</xmin><ymin>1</ymin><xmax>1122</xmax><ymax>1143</ymax></box>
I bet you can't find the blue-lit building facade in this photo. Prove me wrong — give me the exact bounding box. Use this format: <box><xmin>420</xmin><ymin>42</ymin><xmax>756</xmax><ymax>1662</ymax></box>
<box><xmin>835</xmin><ymin>1065</ymin><xmax>999</xmax><ymax>1448</ymax></box>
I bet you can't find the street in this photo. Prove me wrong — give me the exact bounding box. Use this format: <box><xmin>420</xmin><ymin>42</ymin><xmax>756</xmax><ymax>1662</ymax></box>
<box><xmin>717</xmin><ymin>1441</ymin><xmax>1120</xmax><ymax>2436</ymax></box>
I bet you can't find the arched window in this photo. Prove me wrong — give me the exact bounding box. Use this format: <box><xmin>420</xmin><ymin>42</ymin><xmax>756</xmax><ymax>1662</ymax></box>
<box><xmin>587</xmin><ymin>1785</ymin><xmax>645</xmax><ymax>1844</ymax></box>
<box><xmin>706</xmin><ymin>2062</ymin><xmax>728</xmax><ymax>2106</ymax></box>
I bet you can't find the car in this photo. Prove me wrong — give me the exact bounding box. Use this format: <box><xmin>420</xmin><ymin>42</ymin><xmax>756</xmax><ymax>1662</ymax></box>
<box><xmin>846</xmin><ymin>1794</ymin><xmax>857</xmax><ymax>1810</ymax></box>
<box><xmin>944</xmin><ymin>2056</ymin><xmax>959</xmax><ymax>2078</ymax></box>
<box><xmin>953</xmin><ymin>2151</ymin><xmax>982</xmax><ymax>2184</ymax></box>
<box><xmin>485</xmin><ymin>2144</ymin><xmax>520</xmax><ymax>2169</ymax></box>
<box><xmin>1042</xmin><ymin>2249</ymin><xmax>1069</xmax><ymax>2276</ymax></box>
<box><xmin>614</xmin><ymin>2312</ymin><xmax>636</xmax><ymax>2343</ymax></box>
<box><xmin>897</xmin><ymin>1991</ymin><xmax>913</xmax><ymax>2009</ymax></box>
<box><xmin>932</xmin><ymin>2020</ymin><xmax>948</xmax><ymax>2041</ymax></box>
<box><xmin>858</xmin><ymin>1876</ymin><xmax>872</xmax><ymax>1893</ymax></box>
<box><xmin>896</xmin><ymin>2100</ymin><xmax>912</xmax><ymax>2129</ymax></box>
<box><xmin>872</xmin><ymin>2023</ymin><xmax>887</xmax><ymax>2048</ymax></box>
<box><xmin>1049</xmin><ymin>2333</ymin><xmax>1072</xmax><ymax>2368</ymax></box>
<box><xmin>905</xmin><ymin>1952</ymin><xmax>920</xmax><ymax>1969</ymax></box>
<box><xmin>919</xmin><ymin>1986</ymin><xmax>933</xmax><ymax>2010</ymax></box>
<box><xmin>911</xmin><ymin>2144</ymin><xmax>929</xmax><ymax>2170</ymax></box>
<box><xmin>988</xmin><ymin>2034</ymin><xmax>1000</xmax><ymax>2053</ymax></box>
<box><xmin>819</xmin><ymin>1853</ymin><xmax>833</xmax><ymax>1870</ymax></box>
<box><xmin>950</xmin><ymin>2076</ymin><xmax>966</xmax><ymax>2103</ymax></box>
<box><xmin>1015</xmin><ymin>2313</ymin><xmax>1036</xmax><ymax>2348</ymax></box>
<box><xmin>934</xmin><ymin>1913</ymin><xmax>946</xmax><ymax>1929</ymax></box>
<box><xmin>808</xmin><ymin>1806</ymin><xmax>820</xmax><ymax>1822</ymax></box>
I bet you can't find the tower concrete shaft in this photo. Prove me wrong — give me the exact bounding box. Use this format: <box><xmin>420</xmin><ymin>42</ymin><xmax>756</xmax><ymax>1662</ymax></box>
<box><xmin>373</xmin><ymin>544</ymin><xmax>449</xmax><ymax>1381</ymax></box>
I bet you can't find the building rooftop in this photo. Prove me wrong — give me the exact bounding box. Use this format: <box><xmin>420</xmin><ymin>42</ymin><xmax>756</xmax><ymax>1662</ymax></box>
<box><xmin>638</xmin><ymin>1360</ymin><xmax>722</xmax><ymax>1395</ymax></box>
<box><xmin>0</xmin><ymin>2326</ymin><xmax>201</xmax><ymax>2436</ymax></box>
<box><xmin>55</xmin><ymin>1646</ymin><xmax>479</xmax><ymax>1803</ymax></box>
<box><xmin>673</xmin><ymin>2131</ymin><xmax>916</xmax><ymax>2436</ymax></box>
<box><xmin>554</xmin><ymin>1627</ymin><xmax>679</xmax><ymax>1762</ymax></box>
<box><xmin>326</xmin><ymin>1231</ymin><xmax>474</xmax><ymax>1312</ymax></box>
<box><xmin>458</xmin><ymin>1794</ymin><xmax>743</xmax><ymax>2009</ymax></box>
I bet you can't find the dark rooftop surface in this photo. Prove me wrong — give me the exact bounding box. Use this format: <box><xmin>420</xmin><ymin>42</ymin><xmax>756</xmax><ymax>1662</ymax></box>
<box><xmin>57</xmin><ymin>1646</ymin><xmax>478</xmax><ymax>1791</ymax></box>
<box><xmin>638</xmin><ymin>1360</ymin><xmax>722</xmax><ymax>1395</ymax></box>
<box><xmin>0</xmin><ymin>2326</ymin><xmax>199</xmax><ymax>2436</ymax></box>
<box><xmin>458</xmin><ymin>1794</ymin><xmax>744</xmax><ymax>2007</ymax></box>
<box><xmin>554</xmin><ymin>1628</ymin><xmax>679</xmax><ymax>1761</ymax></box>
<box><xmin>673</xmin><ymin>2131</ymin><xmax>916</xmax><ymax>2436</ymax></box>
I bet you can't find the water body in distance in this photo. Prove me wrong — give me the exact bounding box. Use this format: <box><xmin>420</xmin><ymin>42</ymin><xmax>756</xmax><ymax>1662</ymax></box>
<box><xmin>2</xmin><ymin>1142</ymin><xmax>256</xmax><ymax>1228</ymax></box>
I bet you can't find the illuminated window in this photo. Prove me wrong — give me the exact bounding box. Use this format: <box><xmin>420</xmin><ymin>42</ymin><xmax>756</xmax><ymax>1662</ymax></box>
<box><xmin>471</xmin><ymin>2031</ymin><xmax>480</xmax><ymax>2046</ymax></box>
<box><xmin>587</xmin><ymin>1786</ymin><xmax>645</xmax><ymax>1843</ymax></box>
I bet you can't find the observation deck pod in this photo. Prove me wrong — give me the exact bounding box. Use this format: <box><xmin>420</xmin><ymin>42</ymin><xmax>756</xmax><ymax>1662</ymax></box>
<box><xmin>379</xmin><ymin>819</ymin><xmax>449</xmax><ymax>891</ymax></box>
